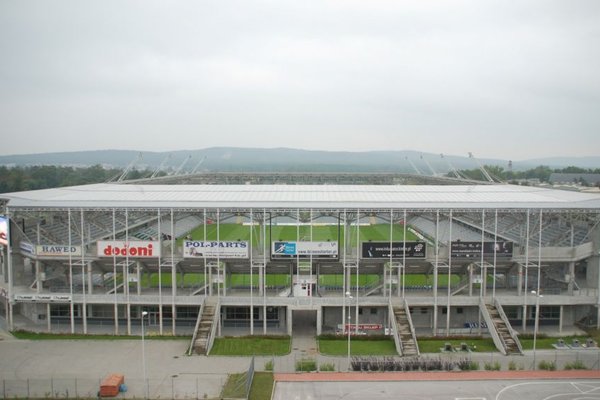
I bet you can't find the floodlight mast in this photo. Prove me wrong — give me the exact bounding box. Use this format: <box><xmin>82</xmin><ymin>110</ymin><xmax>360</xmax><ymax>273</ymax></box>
<box><xmin>420</xmin><ymin>154</ymin><xmax>437</xmax><ymax>176</ymax></box>
<box><xmin>440</xmin><ymin>153</ymin><xmax>466</xmax><ymax>179</ymax></box>
<box><xmin>172</xmin><ymin>155</ymin><xmax>192</xmax><ymax>176</ymax></box>
<box><xmin>405</xmin><ymin>156</ymin><xmax>423</xmax><ymax>175</ymax></box>
<box><xmin>190</xmin><ymin>156</ymin><xmax>207</xmax><ymax>175</ymax></box>
<box><xmin>108</xmin><ymin>152</ymin><xmax>143</xmax><ymax>182</ymax></box>
<box><xmin>150</xmin><ymin>154</ymin><xmax>172</xmax><ymax>178</ymax></box>
<box><xmin>468</xmin><ymin>152</ymin><xmax>495</xmax><ymax>183</ymax></box>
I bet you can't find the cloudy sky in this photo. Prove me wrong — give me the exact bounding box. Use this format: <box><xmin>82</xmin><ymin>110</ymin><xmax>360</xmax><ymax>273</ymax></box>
<box><xmin>1</xmin><ymin>0</ymin><xmax>599</xmax><ymax>160</ymax></box>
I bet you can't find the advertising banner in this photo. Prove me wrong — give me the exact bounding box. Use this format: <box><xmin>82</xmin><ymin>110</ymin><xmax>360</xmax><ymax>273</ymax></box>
<box><xmin>36</xmin><ymin>245</ymin><xmax>83</xmax><ymax>257</ymax></box>
<box><xmin>183</xmin><ymin>240</ymin><xmax>249</xmax><ymax>258</ymax></box>
<box><xmin>272</xmin><ymin>241</ymin><xmax>338</xmax><ymax>259</ymax></box>
<box><xmin>450</xmin><ymin>241</ymin><xmax>513</xmax><ymax>259</ymax></box>
<box><xmin>0</xmin><ymin>216</ymin><xmax>8</xmax><ymax>246</ymax></box>
<box><xmin>97</xmin><ymin>240</ymin><xmax>160</xmax><ymax>258</ymax></box>
<box><xmin>361</xmin><ymin>242</ymin><xmax>426</xmax><ymax>259</ymax></box>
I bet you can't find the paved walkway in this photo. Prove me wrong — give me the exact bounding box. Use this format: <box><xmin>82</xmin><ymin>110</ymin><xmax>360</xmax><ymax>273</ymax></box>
<box><xmin>1</xmin><ymin>316</ymin><xmax>600</xmax><ymax>399</ymax></box>
<box><xmin>275</xmin><ymin>370</ymin><xmax>600</xmax><ymax>382</ymax></box>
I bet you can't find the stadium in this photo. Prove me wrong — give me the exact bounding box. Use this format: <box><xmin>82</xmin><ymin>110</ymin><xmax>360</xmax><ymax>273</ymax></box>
<box><xmin>1</xmin><ymin>172</ymin><xmax>600</xmax><ymax>357</ymax></box>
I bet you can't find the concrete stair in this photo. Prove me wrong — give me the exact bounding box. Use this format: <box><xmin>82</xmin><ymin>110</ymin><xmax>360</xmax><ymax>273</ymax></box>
<box><xmin>393</xmin><ymin>306</ymin><xmax>419</xmax><ymax>356</ymax></box>
<box><xmin>193</xmin><ymin>301</ymin><xmax>217</xmax><ymax>355</ymax></box>
<box><xmin>485</xmin><ymin>304</ymin><xmax>521</xmax><ymax>355</ymax></box>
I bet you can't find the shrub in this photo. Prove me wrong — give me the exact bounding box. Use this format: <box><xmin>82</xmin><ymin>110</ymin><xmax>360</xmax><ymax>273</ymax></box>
<box><xmin>564</xmin><ymin>360</ymin><xmax>587</xmax><ymax>370</ymax></box>
<box><xmin>457</xmin><ymin>360</ymin><xmax>479</xmax><ymax>371</ymax></box>
<box><xmin>484</xmin><ymin>361</ymin><xmax>501</xmax><ymax>371</ymax></box>
<box><xmin>319</xmin><ymin>363</ymin><xmax>335</xmax><ymax>371</ymax></box>
<box><xmin>264</xmin><ymin>360</ymin><xmax>273</xmax><ymax>371</ymax></box>
<box><xmin>538</xmin><ymin>360</ymin><xmax>556</xmax><ymax>371</ymax></box>
<box><xmin>508</xmin><ymin>360</ymin><xmax>517</xmax><ymax>371</ymax></box>
<box><xmin>296</xmin><ymin>358</ymin><xmax>317</xmax><ymax>372</ymax></box>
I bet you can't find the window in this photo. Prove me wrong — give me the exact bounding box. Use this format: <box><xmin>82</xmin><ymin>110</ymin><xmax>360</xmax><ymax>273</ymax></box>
<box><xmin>533</xmin><ymin>306</ymin><xmax>560</xmax><ymax>320</ymax></box>
<box><xmin>225</xmin><ymin>307</ymin><xmax>259</xmax><ymax>320</ymax></box>
<box><xmin>420</xmin><ymin>307</ymin><xmax>428</xmax><ymax>314</ymax></box>
<box><xmin>50</xmin><ymin>305</ymin><xmax>70</xmax><ymax>317</ymax></box>
<box><xmin>504</xmin><ymin>306</ymin><xmax>519</xmax><ymax>319</ymax></box>
<box><xmin>266</xmin><ymin>307</ymin><xmax>279</xmax><ymax>320</ymax></box>
<box><xmin>370</xmin><ymin>308</ymin><xmax>377</xmax><ymax>315</ymax></box>
<box><xmin>456</xmin><ymin>307</ymin><xmax>464</xmax><ymax>314</ymax></box>
<box><xmin>176</xmin><ymin>306</ymin><xmax>199</xmax><ymax>319</ymax></box>
<box><xmin>442</xmin><ymin>307</ymin><xmax>448</xmax><ymax>314</ymax></box>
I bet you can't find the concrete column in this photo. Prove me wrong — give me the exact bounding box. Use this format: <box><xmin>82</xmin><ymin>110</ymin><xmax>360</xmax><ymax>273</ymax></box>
<box><xmin>208</xmin><ymin>265</ymin><xmax>213</xmax><ymax>296</ymax></box>
<box><xmin>468</xmin><ymin>264</ymin><xmax>473</xmax><ymax>297</ymax></box>
<box><xmin>559</xmin><ymin>305</ymin><xmax>564</xmax><ymax>335</ymax></box>
<box><xmin>136</xmin><ymin>261</ymin><xmax>142</xmax><ymax>295</ymax></box>
<box><xmin>35</xmin><ymin>260</ymin><xmax>41</xmax><ymax>293</ymax></box>
<box><xmin>287</xmin><ymin>307</ymin><xmax>293</xmax><ymax>336</ymax></box>
<box><xmin>517</xmin><ymin>264</ymin><xmax>523</xmax><ymax>296</ymax></box>
<box><xmin>87</xmin><ymin>261</ymin><xmax>93</xmax><ymax>295</ymax></box>
<box><xmin>259</xmin><ymin>265</ymin><xmax>264</xmax><ymax>296</ymax></box>
<box><xmin>316</xmin><ymin>307</ymin><xmax>322</xmax><ymax>335</ymax></box>
<box><xmin>567</xmin><ymin>262</ymin><xmax>575</xmax><ymax>295</ymax></box>
<box><xmin>223</xmin><ymin>263</ymin><xmax>227</xmax><ymax>296</ymax></box>
<box><xmin>47</xmin><ymin>303</ymin><xmax>51</xmax><ymax>332</ymax></box>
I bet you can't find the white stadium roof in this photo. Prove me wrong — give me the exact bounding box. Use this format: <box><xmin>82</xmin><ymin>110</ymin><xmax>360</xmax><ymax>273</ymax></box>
<box><xmin>2</xmin><ymin>183</ymin><xmax>600</xmax><ymax>210</ymax></box>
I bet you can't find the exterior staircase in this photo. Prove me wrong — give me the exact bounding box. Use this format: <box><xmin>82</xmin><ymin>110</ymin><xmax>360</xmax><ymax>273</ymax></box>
<box><xmin>480</xmin><ymin>300</ymin><xmax>522</xmax><ymax>355</ymax></box>
<box><xmin>392</xmin><ymin>301</ymin><xmax>419</xmax><ymax>356</ymax></box>
<box><xmin>189</xmin><ymin>298</ymin><xmax>219</xmax><ymax>355</ymax></box>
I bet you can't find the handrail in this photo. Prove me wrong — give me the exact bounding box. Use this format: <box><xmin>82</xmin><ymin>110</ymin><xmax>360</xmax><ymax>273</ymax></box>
<box><xmin>493</xmin><ymin>298</ymin><xmax>523</xmax><ymax>354</ymax></box>
<box><xmin>388</xmin><ymin>299</ymin><xmax>403</xmax><ymax>356</ymax></box>
<box><xmin>403</xmin><ymin>298</ymin><xmax>420</xmax><ymax>356</ymax></box>
<box><xmin>205</xmin><ymin>299</ymin><xmax>220</xmax><ymax>355</ymax></box>
<box><xmin>478</xmin><ymin>299</ymin><xmax>507</xmax><ymax>355</ymax></box>
<box><xmin>187</xmin><ymin>298</ymin><xmax>205</xmax><ymax>355</ymax></box>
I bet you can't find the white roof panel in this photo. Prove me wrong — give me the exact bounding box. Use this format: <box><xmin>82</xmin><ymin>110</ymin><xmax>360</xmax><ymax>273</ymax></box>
<box><xmin>2</xmin><ymin>183</ymin><xmax>600</xmax><ymax>210</ymax></box>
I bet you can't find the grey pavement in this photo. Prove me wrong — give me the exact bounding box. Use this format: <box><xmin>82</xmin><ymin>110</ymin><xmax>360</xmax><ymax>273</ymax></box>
<box><xmin>272</xmin><ymin>379</ymin><xmax>600</xmax><ymax>400</ymax></box>
<box><xmin>1</xmin><ymin>318</ymin><xmax>600</xmax><ymax>399</ymax></box>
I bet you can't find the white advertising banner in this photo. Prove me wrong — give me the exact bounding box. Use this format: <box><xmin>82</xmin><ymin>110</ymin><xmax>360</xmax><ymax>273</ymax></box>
<box><xmin>272</xmin><ymin>241</ymin><xmax>338</xmax><ymax>258</ymax></box>
<box><xmin>36</xmin><ymin>245</ymin><xmax>83</xmax><ymax>257</ymax></box>
<box><xmin>183</xmin><ymin>240</ymin><xmax>249</xmax><ymax>258</ymax></box>
<box><xmin>97</xmin><ymin>240</ymin><xmax>161</xmax><ymax>258</ymax></box>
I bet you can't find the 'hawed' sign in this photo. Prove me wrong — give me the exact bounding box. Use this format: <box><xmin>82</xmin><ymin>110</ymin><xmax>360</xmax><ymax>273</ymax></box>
<box><xmin>183</xmin><ymin>241</ymin><xmax>249</xmax><ymax>258</ymax></box>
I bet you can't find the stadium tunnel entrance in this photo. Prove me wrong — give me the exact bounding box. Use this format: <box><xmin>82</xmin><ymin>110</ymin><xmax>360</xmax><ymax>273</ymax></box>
<box><xmin>291</xmin><ymin>309</ymin><xmax>317</xmax><ymax>338</ymax></box>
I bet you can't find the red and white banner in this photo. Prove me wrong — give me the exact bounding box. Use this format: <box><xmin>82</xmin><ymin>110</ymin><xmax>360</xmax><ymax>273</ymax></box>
<box><xmin>0</xmin><ymin>216</ymin><xmax>8</xmax><ymax>246</ymax></box>
<box><xmin>97</xmin><ymin>240</ymin><xmax>160</xmax><ymax>258</ymax></box>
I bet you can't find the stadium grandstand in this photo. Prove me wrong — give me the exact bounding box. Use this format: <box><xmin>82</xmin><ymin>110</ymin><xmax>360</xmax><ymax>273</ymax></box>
<box><xmin>1</xmin><ymin>172</ymin><xmax>600</xmax><ymax>357</ymax></box>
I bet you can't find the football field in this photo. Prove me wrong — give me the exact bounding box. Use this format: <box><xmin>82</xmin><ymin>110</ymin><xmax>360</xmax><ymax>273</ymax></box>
<box><xmin>181</xmin><ymin>223</ymin><xmax>419</xmax><ymax>246</ymax></box>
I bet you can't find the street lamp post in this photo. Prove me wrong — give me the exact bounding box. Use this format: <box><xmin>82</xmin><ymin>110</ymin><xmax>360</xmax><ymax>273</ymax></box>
<box><xmin>531</xmin><ymin>290</ymin><xmax>542</xmax><ymax>369</ymax></box>
<box><xmin>141</xmin><ymin>310</ymin><xmax>148</xmax><ymax>399</ymax></box>
<box><xmin>346</xmin><ymin>291</ymin><xmax>352</xmax><ymax>371</ymax></box>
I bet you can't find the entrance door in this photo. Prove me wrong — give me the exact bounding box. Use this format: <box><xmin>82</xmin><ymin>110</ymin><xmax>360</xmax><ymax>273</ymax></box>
<box><xmin>148</xmin><ymin>311</ymin><xmax>159</xmax><ymax>326</ymax></box>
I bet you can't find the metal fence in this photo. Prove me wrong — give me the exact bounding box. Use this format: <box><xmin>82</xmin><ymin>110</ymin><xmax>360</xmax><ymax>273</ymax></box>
<box><xmin>1</xmin><ymin>374</ymin><xmax>229</xmax><ymax>399</ymax></box>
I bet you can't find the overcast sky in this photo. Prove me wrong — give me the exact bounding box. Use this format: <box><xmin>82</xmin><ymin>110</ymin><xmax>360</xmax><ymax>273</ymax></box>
<box><xmin>1</xmin><ymin>0</ymin><xmax>599</xmax><ymax>160</ymax></box>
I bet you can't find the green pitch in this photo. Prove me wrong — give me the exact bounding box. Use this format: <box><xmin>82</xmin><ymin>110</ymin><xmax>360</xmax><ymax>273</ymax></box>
<box><xmin>179</xmin><ymin>223</ymin><xmax>419</xmax><ymax>247</ymax></box>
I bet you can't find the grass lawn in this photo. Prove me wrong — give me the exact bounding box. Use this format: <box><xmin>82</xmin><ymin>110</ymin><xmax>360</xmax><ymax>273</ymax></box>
<box><xmin>249</xmin><ymin>372</ymin><xmax>274</xmax><ymax>400</ymax></box>
<box><xmin>519</xmin><ymin>335</ymin><xmax>595</xmax><ymax>350</ymax></box>
<box><xmin>178</xmin><ymin>223</ymin><xmax>420</xmax><ymax>248</ymax></box>
<box><xmin>223</xmin><ymin>371</ymin><xmax>274</xmax><ymax>400</ymax></box>
<box><xmin>318</xmin><ymin>337</ymin><xmax>398</xmax><ymax>355</ymax></box>
<box><xmin>11</xmin><ymin>331</ymin><xmax>190</xmax><ymax>340</ymax></box>
<box><xmin>418</xmin><ymin>337</ymin><xmax>497</xmax><ymax>353</ymax></box>
<box><xmin>221</xmin><ymin>373</ymin><xmax>247</xmax><ymax>399</ymax></box>
<box><xmin>210</xmin><ymin>336</ymin><xmax>291</xmax><ymax>356</ymax></box>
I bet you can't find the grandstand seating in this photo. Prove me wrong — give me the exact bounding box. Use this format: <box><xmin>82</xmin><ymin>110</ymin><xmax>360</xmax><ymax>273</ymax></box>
<box><xmin>407</xmin><ymin>215</ymin><xmax>481</xmax><ymax>243</ymax></box>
